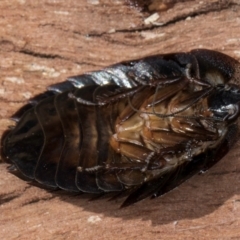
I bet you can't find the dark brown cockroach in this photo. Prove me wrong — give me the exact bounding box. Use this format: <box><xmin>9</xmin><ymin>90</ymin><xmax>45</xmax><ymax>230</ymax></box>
<box><xmin>2</xmin><ymin>49</ymin><xmax>240</xmax><ymax>207</ymax></box>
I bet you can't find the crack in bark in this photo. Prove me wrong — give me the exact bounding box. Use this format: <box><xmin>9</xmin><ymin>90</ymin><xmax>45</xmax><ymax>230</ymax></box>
<box><xmin>0</xmin><ymin>185</ymin><xmax>32</xmax><ymax>205</ymax></box>
<box><xmin>87</xmin><ymin>1</ymin><xmax>238</xmax><ymax>37</ymax></box>
<box><xmin>19</xmin><ymin>49</ymin><xmax>62</xmax><ymax>59</ymax></box>
<box><xmin>208</xmin><ymin>170</ymin><xmax>239</xmax><ymax>176</ymax></box>
<box><xmin>19</xmin><ymin>49</ymin><xmax>101</xmax><ymax>67</ymax></box>
<box><xmin>0</xmin><ymin>193</ymin><xmax>20</xmax><ymax>205</ymax></box>
<box><xmin>21</xmin><ymin>195</ymin><xmax>56</xmax><ymax>206</ymax></box>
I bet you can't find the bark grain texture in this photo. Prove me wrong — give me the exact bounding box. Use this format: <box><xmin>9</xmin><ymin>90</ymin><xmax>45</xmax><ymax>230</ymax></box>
<box><xmin>1</xmin><ymin>0</ymin><xmax>240</xmax><ymax>239</ymax></box>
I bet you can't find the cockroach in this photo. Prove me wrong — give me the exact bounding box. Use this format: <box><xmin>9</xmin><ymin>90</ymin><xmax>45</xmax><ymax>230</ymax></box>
<box><xmin>2</xmin><ymin>49</ymin><xmax>240</xmax><ymax>207</ymax></box>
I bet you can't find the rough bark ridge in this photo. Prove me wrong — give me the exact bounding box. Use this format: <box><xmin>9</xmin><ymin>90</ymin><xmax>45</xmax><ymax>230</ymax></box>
<box><xmin>1</xmin><ymin>1</ymin><xmax>240</xmax><ymax>239</ymax></box>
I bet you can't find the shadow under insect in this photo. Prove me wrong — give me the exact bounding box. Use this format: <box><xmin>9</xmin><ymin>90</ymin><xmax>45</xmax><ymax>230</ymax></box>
<box><xmin>2</xmin><ymin>49</ymin><xmax>240</xmax><ymax>223</ymax></box>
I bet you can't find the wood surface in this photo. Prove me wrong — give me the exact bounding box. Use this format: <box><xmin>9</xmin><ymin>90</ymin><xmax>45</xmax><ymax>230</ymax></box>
<box><xmin>1</xmin><ymin>0</ymin><xmax>240</xmax><ymax>239</ymax></box>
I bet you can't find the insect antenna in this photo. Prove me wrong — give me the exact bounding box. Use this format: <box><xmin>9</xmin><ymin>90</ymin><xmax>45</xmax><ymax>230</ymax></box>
<box><xmin>68</xmin><ymin>92</ymin><xmax>104</xmax><ymax>106</ymax></box>
<box><xmin>151</xmin><ymin>84</ymin><xmax>214</xmax><ymax>118</ymax></box>
<box><xmin>68</xmin><ymin>86</ymin><xmax>144</xmax><ymax>106</ymax></box>
<box><xmin>127</xmin><ymin>84</ymin><xmax>214</xmax><ymax>120</ymax></box>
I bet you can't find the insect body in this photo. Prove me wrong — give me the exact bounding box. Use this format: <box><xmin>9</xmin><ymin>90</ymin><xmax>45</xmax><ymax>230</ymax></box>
<box><xmin>2</xmin><ymin>49</ymin><xmax>240</xmax><ymax>207</ymax></box>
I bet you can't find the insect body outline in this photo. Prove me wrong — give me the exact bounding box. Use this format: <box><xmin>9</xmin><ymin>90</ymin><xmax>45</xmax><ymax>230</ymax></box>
<box><xmin>2</xmin><ymin>49</ymin><xmax>240</xmax><ymax>207</ymax></box>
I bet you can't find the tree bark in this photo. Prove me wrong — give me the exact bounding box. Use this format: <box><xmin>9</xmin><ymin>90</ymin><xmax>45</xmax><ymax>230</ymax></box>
<box><xmin>1</xmin><ymin>0</ymin><xmax>240</xmax><ymax>239</ymax></box>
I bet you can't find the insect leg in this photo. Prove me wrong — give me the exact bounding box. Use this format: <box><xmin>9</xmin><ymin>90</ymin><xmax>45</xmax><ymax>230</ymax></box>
<box><xmin>68</xmin><ymin>85</ymin><xmax>143</xmax><ymax>106</ymax></box>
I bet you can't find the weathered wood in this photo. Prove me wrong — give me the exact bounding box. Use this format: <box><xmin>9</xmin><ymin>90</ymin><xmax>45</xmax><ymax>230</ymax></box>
<box><xmin>1</xmin><ymin>0</ymin><xmax>240</xmax><ymax>239</ymax></box>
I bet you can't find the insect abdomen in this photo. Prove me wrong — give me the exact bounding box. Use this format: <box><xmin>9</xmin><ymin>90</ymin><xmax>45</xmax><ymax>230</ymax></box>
<box><xmin>3</xmin><ymin>84</ymin><xmax>127</xmax><ymax>193</ymax></box>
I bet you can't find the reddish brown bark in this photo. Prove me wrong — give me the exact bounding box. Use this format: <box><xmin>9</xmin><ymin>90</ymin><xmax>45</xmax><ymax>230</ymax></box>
<box><xmin>1</xmin><ymin>1</ymin><xmax>240</xmax><ymax>239</ymax></box>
